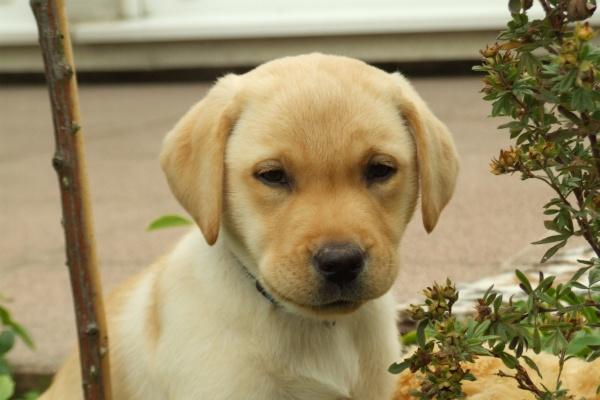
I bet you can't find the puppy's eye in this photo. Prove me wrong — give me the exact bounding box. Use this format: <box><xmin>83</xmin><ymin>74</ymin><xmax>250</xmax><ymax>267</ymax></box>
<box><xmin>365</xmin><ymin>162</ymin><xmax>396</xmax><ymax>184</ymax></box>
<box><xmin>256</xmin><ymin>168</ymin><xmax>289</xmax><ymax>187</ymax></box>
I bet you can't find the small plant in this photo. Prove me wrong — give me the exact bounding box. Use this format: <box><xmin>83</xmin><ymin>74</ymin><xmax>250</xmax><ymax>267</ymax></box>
<box><xmin>146</xmin><ymin>214</ymin><xmax>192</xmax><ymax>231</ymax></box>
<box><xmin>391</xmin><ymin>270</ymin><xmax>600</xmax><ymax>399</ymax></box>
<box><xmin>482</xmin><ymin>0</ymin><xmax>600</xmax><ymax>263</ymax></box>
<box><xmin>390</xmin><ymin>1</ymin><xmax>600</xmax><ymax>399</ymax></box>
<box><xmin>0</xmin><ymin>297</ymin><xmax>36</xmax><ymax>400</ymax></box>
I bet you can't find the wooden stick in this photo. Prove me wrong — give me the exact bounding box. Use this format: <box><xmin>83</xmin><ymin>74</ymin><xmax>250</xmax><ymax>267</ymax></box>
<box><xmin>30</xmin><ymin>1</ymin><xmax>112</xmax><ymax>399</ymax></box>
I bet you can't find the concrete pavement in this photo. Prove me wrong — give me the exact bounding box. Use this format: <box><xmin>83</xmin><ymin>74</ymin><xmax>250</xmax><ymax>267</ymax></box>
<box><xmin>0</xmin><ymin>76</ymin><xmax>554</xmax><ymax>377</ymax></box>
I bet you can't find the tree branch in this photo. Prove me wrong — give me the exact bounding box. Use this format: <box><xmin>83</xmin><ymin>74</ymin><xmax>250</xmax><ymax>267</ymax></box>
<box><xmin>30</xmin><ymin>0</ymin><xmax>112</xmax><ymax>399</ymax></box>
<box><xmin>498</xmin><ymin>364</ymin><xmax>545</xmax><ymax>398</ymax></box>
<box><xmin>538</xmin><ymin>0</ymin><xmax>552</xmax><ymax>15</ymax></box>
<box><xmin>588</xmin><ymin>133</ymin><xmax>600</xmax><ymax>179</ymax></box>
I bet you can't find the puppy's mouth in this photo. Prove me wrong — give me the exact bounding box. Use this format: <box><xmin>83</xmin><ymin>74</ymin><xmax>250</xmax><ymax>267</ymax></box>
<box><xmin>308</xmin><ymin>299</ymin><xmax>363</xmax><ymax>314</ymax></box>
<box><xmin>260</xmin><ymin>279</ymin><xmax>364</xmax><ymax>315</ymax></box>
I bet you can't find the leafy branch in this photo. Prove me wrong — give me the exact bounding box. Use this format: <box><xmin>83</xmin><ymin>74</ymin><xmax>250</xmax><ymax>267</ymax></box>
<box><xmin>481</xmin><ymin>0</ymin><xmax>600</xmax><ymax>262</ymax></box>
<box><xmin>390</xmin><ymin>1</ymin><xmax>600</xmax><ymax>399</ymax></box>
<box><xmin>0</xmin><ymin>299</ymin><xmax>36</xmax><ymax>400</ymax></box>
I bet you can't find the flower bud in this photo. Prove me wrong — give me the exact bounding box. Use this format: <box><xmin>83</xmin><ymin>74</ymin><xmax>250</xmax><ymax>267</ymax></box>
<box><xmin>563</xmin><ymin>38</ymin><xmax>578</xmax><ymax>53</ymax></box>
<box><xmin>480</xmin><ymin>43</ymin><xmax>500</xmax><ymax>58</ymax></box>
<box><xmin>592</xmin><ymin>195</ymin><xmax>600</xmax><ymax>210</ymax></box>
<box><xmin>409</xmin><ymin>304</ymin><xmax>426</xmax><ymax>320</ymax></box>
<box><xmin>559</xmin><ymin>53</ymin><xmax>578</xmax><ymax>65</ymax></box>
<box><xmin>576</xmin><ymin>22</ymin><xmax>595</xmax><ymax>41</ymax></box>
<box><xmin>475</xmin><ymin>299</ymin><xmax>492</xmax><ymax>321</ymax></box>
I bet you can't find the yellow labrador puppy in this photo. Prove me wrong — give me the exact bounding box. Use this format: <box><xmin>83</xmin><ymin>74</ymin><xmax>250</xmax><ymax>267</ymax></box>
<box><xmin>42</xmin><ymin>53</ymin><xmax>458</xmax><ymax>400</ymax></box>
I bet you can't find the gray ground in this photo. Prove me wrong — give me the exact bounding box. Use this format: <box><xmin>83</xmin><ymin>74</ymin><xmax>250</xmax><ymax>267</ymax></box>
<box><xmin>0</xmin><ymin>76</ymin><xmax>553</xmax><ymax>375</ymax></box>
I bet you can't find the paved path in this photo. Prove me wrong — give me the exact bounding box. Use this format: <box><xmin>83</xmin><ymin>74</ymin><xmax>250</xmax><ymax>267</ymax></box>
<box><xmin>0</xmin><ymin>77</ymin><xmax>554</xmax><ymax>374</ymax></box>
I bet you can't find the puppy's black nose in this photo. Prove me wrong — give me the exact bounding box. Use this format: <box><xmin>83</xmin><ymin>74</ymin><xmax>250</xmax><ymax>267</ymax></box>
<box><xmin>313</xmin><ymin>243</ymin><xmax>365</xmax><ymax>284</ymax></box>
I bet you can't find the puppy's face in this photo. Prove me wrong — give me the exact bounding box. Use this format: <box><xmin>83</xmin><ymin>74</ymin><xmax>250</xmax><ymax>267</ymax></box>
<box><xmin>160</xmin><ymin>54</ymin><xmax>459</xmax><ymax>318</ymax></box>
<box><xmin>224</xmin><ymin>80</ymin><xmax>417</xmax><ymax>316</ymax></box>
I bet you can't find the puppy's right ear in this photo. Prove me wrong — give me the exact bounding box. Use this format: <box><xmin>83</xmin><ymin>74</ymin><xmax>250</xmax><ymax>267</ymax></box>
<box><xmin>160</xmin><ymin>75</ymin><xmax>242</xmax><ymax>245</ymax></box>
<box><xmin>390</xmin><ymin>72</ymin><xmax>459</xmax><ymax>233</ymax></box>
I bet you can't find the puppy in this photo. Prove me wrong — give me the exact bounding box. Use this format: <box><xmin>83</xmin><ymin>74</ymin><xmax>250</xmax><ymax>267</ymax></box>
<box><xmin>41</xmin><ymin>53</ymin><xmax>459</xmax><ymax>400</ymax></box>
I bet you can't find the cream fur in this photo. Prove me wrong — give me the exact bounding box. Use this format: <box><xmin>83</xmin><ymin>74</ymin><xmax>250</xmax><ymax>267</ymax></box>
<box><xmin>42</xmin><ymin>231</ymin><xmax>399</xmax><ymax>399</ymax></box>
<box><xmin>41</xmin><ymin>53</ymin><xmax>460</xmax><ymax>400</ymax></box>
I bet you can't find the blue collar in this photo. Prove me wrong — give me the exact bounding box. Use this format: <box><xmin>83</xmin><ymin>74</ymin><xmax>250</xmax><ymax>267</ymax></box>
<box><xmin>231</xmin><ymin>253</ymin><xmax>279</xmax><ymax>306</ymax></box>
<box><xmin>231</xmin><ymin>253</ymin><xmax>336</xmax><ymax>327</ymax></box>
<box><xmin>254</xmin><ymin>279</ymin><xmax>278</xmax><ymax>306</ymax></box>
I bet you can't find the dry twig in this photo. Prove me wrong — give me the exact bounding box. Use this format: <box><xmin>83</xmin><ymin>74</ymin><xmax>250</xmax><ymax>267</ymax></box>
<box><xmin>30</xmin><ymin>0</ymin><xmax>112</xmax><ymax>398</ymax></box>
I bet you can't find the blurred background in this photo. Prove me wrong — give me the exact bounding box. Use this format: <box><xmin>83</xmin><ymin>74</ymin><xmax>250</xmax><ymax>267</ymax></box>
<box><xmin>5</xmin><ymin>0</ymin><xmax>599</xmax><ymax>74</ymax></box>
<box><xmin>2</xmin><ymin>0</ymin><xmax>600</xmax><ymax>395</ymax></box>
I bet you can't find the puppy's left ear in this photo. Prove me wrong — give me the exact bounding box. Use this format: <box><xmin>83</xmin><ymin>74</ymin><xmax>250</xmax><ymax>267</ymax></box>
<box><xmin>160</xmin><ymin>74</ymin><xmax>242</xmax><ymax>245</ymax></box>
<box><xmin>390</xmin><ymin>72</ymin><xmax>459</xmax><ymax>233</ymax></box>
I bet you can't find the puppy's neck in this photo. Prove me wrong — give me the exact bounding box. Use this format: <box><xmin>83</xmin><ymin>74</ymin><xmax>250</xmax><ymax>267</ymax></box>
<box><xmin>212</xmin><ymin>226</ymin><xmax>338</xmax><ymax>326</ymax></box>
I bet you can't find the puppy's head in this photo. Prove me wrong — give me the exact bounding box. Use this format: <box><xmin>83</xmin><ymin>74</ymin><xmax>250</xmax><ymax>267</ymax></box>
<box><xmin>160</xmin><ymin>54</ymin><xmax>458</xmax><ymax>318</ymax></box>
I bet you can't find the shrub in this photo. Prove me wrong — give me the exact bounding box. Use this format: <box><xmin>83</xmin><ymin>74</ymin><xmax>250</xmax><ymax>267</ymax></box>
<box><xmin>0</xmin><ymin>298</ymin><xmax>36</xmax><ymax>400</ymax></box>
<box><xmin>390</xmin><ymin>1</ymin><xmax>600</xmax><ymax>399</ymax></box>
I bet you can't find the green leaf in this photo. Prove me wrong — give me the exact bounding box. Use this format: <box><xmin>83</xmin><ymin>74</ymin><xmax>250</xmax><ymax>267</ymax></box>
<box><xmin>588</xmin><ymin>349</ymin><xmax>600</xmax><ymax>362</ymax></box>
<box><xmin>538</xmin><ymin>291</ymin><xmax>557</xmax><ymax>306</ymax></box>
<box><xmin>544</xmin><ymin>220</ymin><xmax>558</xmax><ymax>231</ymax></box>
<box><xmin>485</xmin><ymin>292</ymin><xmax>497</xmax><ymax>306</ymax></box>
<box><xmin>554</xmin><ymin>69</ymin><xmax>577</xmax><ymax>93</ymax></box>
<box><xmin>482</xmin><ymin>285</ymin><xmax>495</xmax><ymax>300</ymax></box>
<box><xmin>21</xmin><ymin>391</ymin><xmax>40</xmax><ymax>400</ymax></box>
<box><xmin>537</xmin><ymin>276</ymin><xmax>556</xmax><ymax>292</ymax></box>
<box><xmin>388</xmin><ymin>360</ymin><xmax>411</xmax><ymax>374</ymax></box>
<box><xmin>509</xmin><ymin>0</ymin><xmax>522</xmax><ymax>13</ymax></box>
<box><xmin>544</xmin><ymin>208</ymin><xmax>560</xmax><ymax>215</ymax></box>
<box><xmin>9</xmin><ymin>322</ymin><xmax>33</xmax><ymax>349</ymax></box>
<box><xmin>540</xmin><ymin>241</ymin><xmax>567</xmax><ymax>263</ymax></box>
<box><xmin>492</xmin><ymin>341</ymin><xmax>506</xmax><ymax>354</ymax></box>
<box><xmin>500</xmin><ymin>351</ymin><xmax>518</xmax><ymax>369</ymax></box>
<box><xmin>515</xmin><ymin>269</ymin><xmax>533</xmax><ymax>294</ymax></box>
<box><xmin>589</xmin><ymin>268</ymin><xmax>600</xmax><ymax>286</ymax></box>
<box><xmin>522</xmin><ymin>355</ymin><xmax>543</xmax><ymax>379</ymax></box>
<box><xmin>463</xmin><ymin>372</ymin><xmax>477</xmax><ymax>381</ymax></box>
<box><xmin>0</xmin><ymin>308</ymin><xmax>10</xmax><ymax>326</ymax></box>
<box><xmin>416</xmin><ymin>319</ymin><xmax>429</xmax><ymax>348</ymax></box>
<box><xmin>567</xmin><ymin>333</ymin><xmax>600</xmax><ymax>355</ymax></box>
<box><xmin>518</xmin><ymin>51</ymin><xmax>539</xmax><ymax>74</ymax></box>
<box><xmin>493</xmin><ymin>294</ymin><xmax>503</xmax><ymax>313</ymax></box>
<box><xmin>0</xmin><ymin>331</ymin><xmax>14</xmax><ymax>356</ymax></box>
<box><xmin>533</xmin><ymin>327</ymin><xmax>542</xmax><ymax>354</ymax></box>
<box><xmin>549</xmin><ymin>330</ymin><xmax>568</xmax><ymax>355</ymax></box>
<box><xmin>531</xmin><ymin>234</ymin><xmax>567</xmax><ymax>245</ymax></box>
<box><xmin>0</xmin><ymin>359</ymin><xmax>9</xmax><ymax>376</ymax></box>
<box><xmin>147</xmin><ymin>215</ymin><xmax>193</xmax><ymax>231</ymax></box>
<box><xmin>491</xmin><ymin>95</ymin><xmax>512</xmax><ymax>117</ymax></box>
<box><xmin>570</xmin><ymin>281</ymin><xmax>589</xmax><ymax>290</ymax></box>
<box><xmin>470</xmin><ymin>345</ymin><xmax>494</xmax><ymax>356</ymax></box>
<box><xmin>570</xmin><ymin>266</ymin><xmax>592</xmax><ymax>283</ymax></box>
<box><xmin>0</xmin><ymin>306</ymin><xmax>33</xmax><ymax>349</ymax></box>
<box><xmin>0</xmin><ymin>375</ymin><xmax>14</xmax><ymax>400</ymax></box>
<box><xmin>571</xmin><ymin>88</ymin><xmax>595</xmax><ymax>112</ymax></box>
<box><xmin>474</xmin><ymin>320</ymin><xmax>491</xmax><ymax>337</ymax></box>
<box><xmin>400</xmin><ymin>330</ymin><xmax>417</xmax><ymax>346</ymax></box>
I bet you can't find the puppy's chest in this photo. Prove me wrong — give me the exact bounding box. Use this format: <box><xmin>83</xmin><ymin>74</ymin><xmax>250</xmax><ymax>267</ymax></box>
<box><xmin>265</xmin><ymin>320</ymin><xmax>363</xmax><ymax>398</ymax></box>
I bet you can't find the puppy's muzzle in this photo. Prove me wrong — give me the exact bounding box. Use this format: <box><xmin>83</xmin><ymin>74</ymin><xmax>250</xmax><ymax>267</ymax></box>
<box><xmin>312</xmin><ymin>243</ymin><xmax>365</xmax><ymax>285</ymax></box>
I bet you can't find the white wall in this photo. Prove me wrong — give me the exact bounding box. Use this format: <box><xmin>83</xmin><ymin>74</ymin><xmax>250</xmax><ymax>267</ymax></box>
<box><xmin>1</xmin><ymin>0</ymin><xmax>599</xmax><ymax>71</ymax></box>
<box><xmin>0</xmin><ymin>0</ymin><xmax>565</xmax><ymax>45</ymax></box>
<box><xmin>140</xmin><ymin>0</ymin><xmax>548</xmax><ymax>36</ymax></box>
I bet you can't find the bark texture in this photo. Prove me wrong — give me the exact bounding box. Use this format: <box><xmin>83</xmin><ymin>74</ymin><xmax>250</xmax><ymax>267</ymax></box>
<box><xmin>30</xmin><ymin>1</ymin><xmax>112</xmax><ymax>398</ymax></box>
